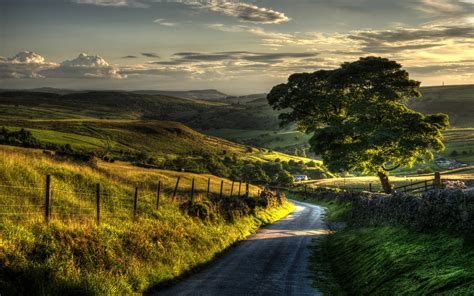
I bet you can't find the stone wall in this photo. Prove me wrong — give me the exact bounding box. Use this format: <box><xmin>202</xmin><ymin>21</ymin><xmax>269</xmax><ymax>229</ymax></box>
<box><xmin>301</xmin><ymin>188</ymin><xmax>474</xmax><ymax>235</ymax></box>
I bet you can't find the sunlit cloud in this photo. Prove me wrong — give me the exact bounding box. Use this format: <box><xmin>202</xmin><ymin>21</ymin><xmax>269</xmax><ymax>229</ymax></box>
<box><xmin>73</xmin><ymin>0</ymin><xmax>149</xmax><ymax>8</ymax></box>
<box><xmin>153</xmin><ymin>18</ymin><xmax>178</xmax><ymax>26</ymax></box>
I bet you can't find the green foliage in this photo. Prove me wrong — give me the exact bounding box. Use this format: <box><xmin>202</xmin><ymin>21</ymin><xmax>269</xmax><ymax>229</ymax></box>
<box><xmin>268</xmin><ymin>57</ymin><xmax>450</xmax><ymax>191</ymax></box>
<box><xmin>276</xmin><ymin>170</ymin><xmax>294</xmax><ymax>187</ymax></box>
<box><xmin>0</xmin><ymin>127</ymin><xmax>41</xmax><ymax>148</ymax></box>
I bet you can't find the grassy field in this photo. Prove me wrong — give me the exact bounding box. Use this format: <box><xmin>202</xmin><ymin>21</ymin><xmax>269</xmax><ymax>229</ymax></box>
<box><xmin>0</xmin><ymin>145</ymin><xmax>294</xmax><ymax>295</ymax></box>
<box><xmin>303</xmin><ymin>171</ymin><xmax>474</xmax><ymax>192</ymax></box>
<box><xmin>202</xmin><ymin>128</ymin><xmax>312</xmax><ymax>152</ymax></box>
<box><xmin>441</xmin><ymin>128</ymin><xmax>474</xmax><ymax>165</ymax></box>
<box><xmin>409</xmin><ymin>84</ymin><xmax>474</xmax><ymax>128</ymax></box>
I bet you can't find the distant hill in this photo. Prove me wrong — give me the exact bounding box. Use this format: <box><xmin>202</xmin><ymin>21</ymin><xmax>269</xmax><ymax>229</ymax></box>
<box><xmin>0</xmin><ymin>87</ymin><xmax>80</xmax><ymax>95</ymax></box>
<box><xmin>1</xmin><ymin>84</ymin><xmax>471</xmax><ymax>132</ymax></box>
<box><xmin>132</xmin><ymin>89</ymin><xmax>228</xmax><ymax>101</ymax></box>
<box><xmin>409</xmin><ymin>84</ymin><xmax>474</xmax><ymax>127</ymax></box>
<box><xmin>0</xmin><ymin>90</ymin><xmax>280</xmax><ymax>130</ymax></box>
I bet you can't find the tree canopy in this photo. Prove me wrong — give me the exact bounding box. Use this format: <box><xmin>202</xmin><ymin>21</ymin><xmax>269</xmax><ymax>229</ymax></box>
<box><xmin>267</xmin><ymin>57</ymin><xmax>449</xmax><ymax>193</ymax></box>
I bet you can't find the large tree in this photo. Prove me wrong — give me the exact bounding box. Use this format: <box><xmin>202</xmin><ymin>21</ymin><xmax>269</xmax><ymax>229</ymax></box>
<box><xmin>267</xmin><ymin>57</ymin><xmax>449</xmax><ymax>193</ymax></box>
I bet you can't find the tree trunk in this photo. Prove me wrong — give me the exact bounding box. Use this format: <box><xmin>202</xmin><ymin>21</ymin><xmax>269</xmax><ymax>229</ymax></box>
<box><xmin>377</xmin><ymin>171</ymin><xmax>392</xmax><ymax>194</ymax></box>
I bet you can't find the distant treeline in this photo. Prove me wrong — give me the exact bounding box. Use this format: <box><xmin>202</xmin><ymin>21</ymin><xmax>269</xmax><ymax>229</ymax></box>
<box><xmin>0</xmin><ymin>127</ymin><xmax>93</xmax><ymax>161</ymax></box>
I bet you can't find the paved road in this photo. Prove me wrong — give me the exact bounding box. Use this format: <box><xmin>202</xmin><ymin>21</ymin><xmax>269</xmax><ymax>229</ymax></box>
<box><xmin>156</xmin><ymin>200</ymin><xmax>328</xmax><ymax>296</ymax></box>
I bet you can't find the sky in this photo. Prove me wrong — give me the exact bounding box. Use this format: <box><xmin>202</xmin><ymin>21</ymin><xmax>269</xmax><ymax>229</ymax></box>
<box><xmin>0</xmin><ymin>0</ymin><xmax>473</xmax><ymax>94</ymax></box>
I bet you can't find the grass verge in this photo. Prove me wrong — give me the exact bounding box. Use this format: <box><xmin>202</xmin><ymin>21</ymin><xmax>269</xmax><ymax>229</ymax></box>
<box><xmin>292</xmin><ymin>191</ymin><xmax>474</xmax><ymax>295</ymax></box>
<box><xmin>1</xmin><ymin>196</ymin><xmax>294</xmax><ymax>296</ymax></box>
<box><xmin>326</xmin><ymin>227</ymin><xmax>474</xmax><ymax>295</ymax></box>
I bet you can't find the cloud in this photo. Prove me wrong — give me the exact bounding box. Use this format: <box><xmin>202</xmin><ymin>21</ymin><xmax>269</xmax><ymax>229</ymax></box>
<box><xmin>169</xmin><ymin>51</ymin><xmax>319</xmax><ymax>64</ymax></box>
<box><xmin>208</xmin><ymin>20</ymin><xmax>473</xmax><ymax>55</ymax></box>
<box><xmin>0</xmin><ymin>52</ymin><xmax>125</xmax><ymax>80</ymax></box>
<box><xmin>123</xmin><ymin>55</ymin><xmax>138</xmax><ymax>59</ymax></box>
<box><xmin>204</xmin><ymin>2</ymin><xmax>290</xmax><ymax>24</ymax></box>
<box><xmin>142</xmin><ymin>52</ymin><xmax>160</xmax><ymax>58</ymax></box>
<box><xmin>73</xmin><ymin>0</ymin><xmax>149</xmax><ymax>8</ymax></box>
<box><xmin>0</xmin><ymin>51</ymin><xmax>57</xmax><ymax>79</ymax></box>
<box><xmin>348</xmin><ymin>24</ymin><xmax>473</xmax><ymax>53</ymax></box>
<box><xmin>414</xmin><ymin>0</ymin><xmax>472</xmax><ymax>15</ymax></box>
<box><xmin>153</xmin><ymin>1</ymin><xmax>289</xmax><ymax>24</ymax></box>
<box><xmin>406</xmin><ymin>61</ymin><xmax>474</xmax><ymax>75</ymax></box>
<box><xmin>153</xmin><ymin>18</ymin><xmax>178</xmax><ymax>26</ymax></box>
<box><xmin>42</xmin><ymin>53</ymin><xmax>126</xmax><ymax>79</ymax></box>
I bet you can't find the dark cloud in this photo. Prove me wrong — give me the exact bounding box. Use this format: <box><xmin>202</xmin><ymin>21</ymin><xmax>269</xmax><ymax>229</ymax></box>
<box><xmin>169</xmin><ymin>51</ymin><xmax>319</xmax><ymax>64</ymax></box>
<box><xmin>141</xmin><ymin>52</ymin><xmax>160</xmax><ymax>58</ymax></box>
<box><xmin>123</xmin><ymin>55</ymin><xmax>138</xmax><ymax>59</ymax></box>
<box><xmin>407</xmin><ymin>63</ymin><xmax>474</xmax><ymax>75</ymax></box>
<box><xmin>349</xmin><ymin>24</ymin><xmax>473</xmax><ymax>53</ymax></box>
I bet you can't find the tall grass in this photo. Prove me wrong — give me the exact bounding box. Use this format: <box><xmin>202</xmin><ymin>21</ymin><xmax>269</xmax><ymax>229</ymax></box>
<box><xmin>0</xmin><ymin>145</ymin><xmax>294</xmax><ymax>295</ymax></box>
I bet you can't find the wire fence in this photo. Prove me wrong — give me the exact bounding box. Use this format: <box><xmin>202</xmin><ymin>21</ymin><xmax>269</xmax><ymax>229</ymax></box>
<box><xmin>0</xmin><ymin>175</ymin><xmax>259</xmax><ymax>224</ymax></box>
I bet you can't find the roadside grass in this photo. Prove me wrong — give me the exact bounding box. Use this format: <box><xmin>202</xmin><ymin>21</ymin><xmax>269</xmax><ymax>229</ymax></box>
<box><xmin>286</xmin><ymin>192</ymin><xmax>348</xmax><ymax>295</ymax></box>
<box><xmin>0</xmin><ymin>145</ymin><xmax>294</xmax><ymax>295</ymax></box>
<box><xmin>286</xmin><ymin>192</ymin><xmax>351</xmax><ymax>222</ymax></box>
<box><xmin>295</xmin><ymin>190</ymin><xmax>474</xmax><ymax>295</ymax></box>
<box><xmin>326</xmin><ymin>227</ymin><xmax>474</xmax><ymax>295</ymax></box>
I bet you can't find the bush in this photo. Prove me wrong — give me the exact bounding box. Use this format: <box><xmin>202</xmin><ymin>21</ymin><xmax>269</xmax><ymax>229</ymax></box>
<box><xmin>179</xmin><ymin>201</ymin><xmax>213</xmax><ymax>220</ymax></box>
<box><xmin>0</xmin><ymin>127</ymin><xmax>41</xmax><ymax>148</ymax></box>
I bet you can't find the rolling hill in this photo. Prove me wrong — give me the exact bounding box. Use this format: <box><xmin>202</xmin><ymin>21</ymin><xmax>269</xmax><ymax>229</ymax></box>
<box><xmin>408</xmin><ymin>84</ymin><xmax>474</xmax><ymax>127</ymax></box>
<box><xmin>0</xmin><ymin>91</ymin><xmax>280</xmax><ymax>130</ymax></box>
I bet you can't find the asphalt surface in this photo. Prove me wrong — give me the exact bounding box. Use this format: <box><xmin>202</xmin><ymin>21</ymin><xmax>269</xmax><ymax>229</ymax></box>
<box><xmin>156</xmin><ymin>200</ymin><xmax>328</xmax><ymax>296</ymax></box>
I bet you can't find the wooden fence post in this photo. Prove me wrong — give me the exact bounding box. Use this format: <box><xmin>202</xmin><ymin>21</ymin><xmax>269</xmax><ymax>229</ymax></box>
<box><xmin>96</xmin><ymin>183</ymin><xmax>100</xmax><ymax>225</ymax></box>
<box><xmin>206</xmin><ymin>178</ymin><xmax>210</xmax><ymax>198</ymax></box>
<box><xmin>434</xmin><ymin>172</ymin><xmax>442</xmax><ymax>189</ymax></box>
<box><xmin>44</xmin><ymin>175</ymin><xmax>51</xmax><ymax>224</ymax></box>
<box><xmin>238</xmin><ymin>181</ymin><xmax>242</xmax><ymax>197</ymax></box>
<box><xmin>133</xmin><ymin>187</ymin><xmax>138</xmax><ymax>221</ymax></box>
<box><xmin>156</xmin><ymin>181</ymin><xmax>161</xmax><ymax>210</ymax></box>
<box><xmin>190</xmin><ymin>178</ymin><xmax>195</xmax><ymax>204</ymax></box>
<box><xmin>230</xmin><ymin>180</ymin><xmax>234</xmax><ymax>197</ymax></box>
<box><xmin>369</xmin><ymin>183</ymin><xmax>372</xmax><ymax>192</ymax></box>
<box><xmin>219</xmin><ymin>180</ymin><xmax>224</xmax><ymax>199</ymax></box>
<box><xmin>424</xmin><ymin>180</ymin><xmax>428</xmax><ymax>191</ymax></box>
<box><xmin>245</xmin><ymin>181</ymin><xmax>249</xmax><ymax>197</ymax></box>
<box><xmin>172</xmin><ymin>177</ymin><xmax>181</xmax><ymax>201</ymax></box>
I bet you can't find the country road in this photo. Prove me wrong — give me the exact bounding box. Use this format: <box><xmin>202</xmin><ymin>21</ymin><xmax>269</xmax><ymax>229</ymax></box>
<box><xmin>155</xmin><ymin>200</ymin><xmax>328</xmax><ymax>296</ymax></box>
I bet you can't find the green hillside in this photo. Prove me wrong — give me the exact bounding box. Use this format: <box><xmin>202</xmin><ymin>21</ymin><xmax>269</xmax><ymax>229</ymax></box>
<box><xmin>0</xmin><ymin>119</ymin><xmax>331</xmax><ymax>182</ymax></box>
<box><xmin>408</xmin><ymin>84</ymin><xmax>474</xmax><ymax>127</ymax></box>
<box><xmin>0</xmin><ymin>91</ymin><xmax>280</xmax><ymax>130</ymax></box>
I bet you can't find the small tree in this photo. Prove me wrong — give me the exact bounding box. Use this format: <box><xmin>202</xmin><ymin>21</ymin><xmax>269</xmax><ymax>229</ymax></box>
<box><xmin>268</xmin><ymin>57</ymin><xmax>449</xmax><ymax>193</ymax></box>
